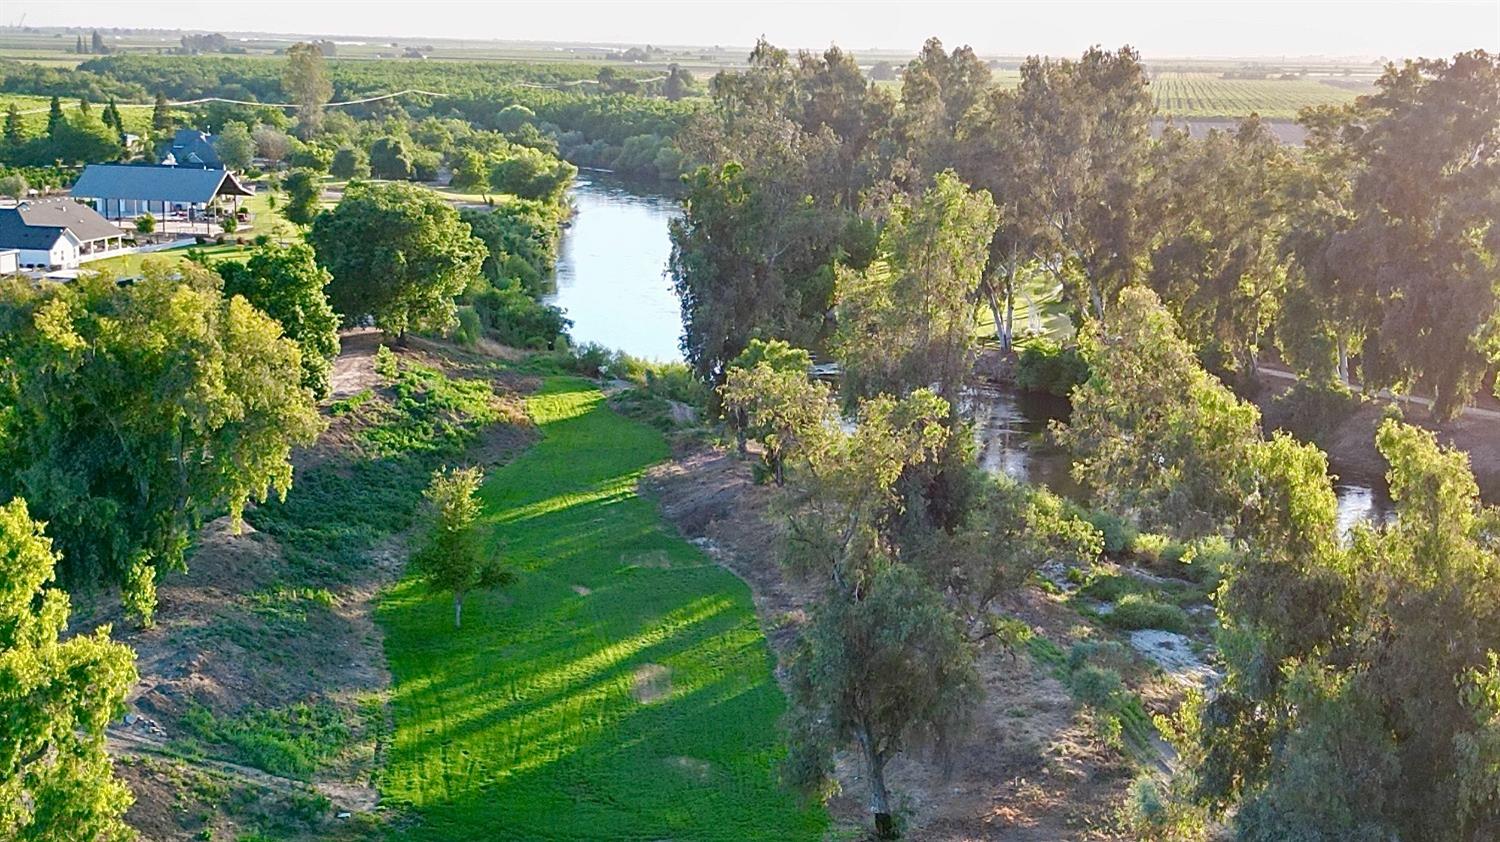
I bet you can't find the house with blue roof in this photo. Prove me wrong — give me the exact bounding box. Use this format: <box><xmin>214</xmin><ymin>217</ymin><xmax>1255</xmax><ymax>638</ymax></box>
<box><xmin>70</xmin><ymin>163</ymin><xmax>254</xmax><ymax>232</ymax></box>
<box><xmin>162</xmin><ymin>129</ymin><xmax>223</xmax><ymax>169</ymax></box>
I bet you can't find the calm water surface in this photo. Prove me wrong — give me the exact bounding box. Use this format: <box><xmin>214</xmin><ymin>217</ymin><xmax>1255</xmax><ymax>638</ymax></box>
<box><xmin>544</xmin><ymin>174</ymin><xmax>683</xmax><ymax>362</ymax></box>
<box><xmin>552</xmin><ymin>176</ymin><xmax>1392</xmax><ymax>530</ymax></box>
<box><xmin>965</xmin><ymin>384</ymin><xmax>1394</xmax><ymax>534</ymax></box>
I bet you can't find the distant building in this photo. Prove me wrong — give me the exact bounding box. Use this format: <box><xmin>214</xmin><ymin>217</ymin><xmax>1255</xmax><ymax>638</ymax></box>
<box><xmin>0</xmin><ymin>199</ymin><xmax>127</xmax><ymax>270</ymax></box>
<box><xmin>162</xmin><ymin>129</ymin><xmax>222</xmax><ymax>169</ymax></box>
<box><xmin>0</xmin><ymin>249</ymin><xmax>17</xmax><ymax>275</ymax></box>
<box><xmin>71</xmin><ymin>164</ymin><xmax>254</xmax><ymax>229</ymax></box>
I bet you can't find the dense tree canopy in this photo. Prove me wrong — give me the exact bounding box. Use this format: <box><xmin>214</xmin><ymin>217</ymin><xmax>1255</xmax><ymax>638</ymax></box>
<box><xmin>1058</xmin><ymin>287</ymin><xmax>1261</xmax><ymax>536</ymax></box>
<box><xmin>310</xmin><ymin>181</ymin><xmax>487</xmax><ymax>338</ymax></box>
<box><xmin>213</xmin><ymin>120</ymin><xmax>255</xmax><ymax>170</ymax></box>
<box><xmin>218</xmin><ymin>242</ymin><xmax>341</xmax><ymax>397</ymax></box>
<box><xmin>834</xmin><ymin>170</ymin><xmax>997</xmax><ymax>410</ymax></box>
<box><xmin>0</xmin><ymin>498</ymin><xmax>136</xmax><ymax>841</ymax></box>
<box><xmin>0</xmin><ymin>265</ymin><xmax>323</xmax><ymax>624</ymax></box>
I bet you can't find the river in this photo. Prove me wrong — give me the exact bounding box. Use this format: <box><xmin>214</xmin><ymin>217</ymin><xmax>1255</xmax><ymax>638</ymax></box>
<box><xmin>552</xmin><ymin>176</ymin><xmax>1393</xmax><ymax>531</ymax></box>
<box><xmin>969</xmin><ymin>383</ymin><xmax>1394</xmax><ymax>534</ymax></box>
<box><xmin>544</xmin><ymin>173</ymin><xmax>684</xmax><ymax>362</ymax></box>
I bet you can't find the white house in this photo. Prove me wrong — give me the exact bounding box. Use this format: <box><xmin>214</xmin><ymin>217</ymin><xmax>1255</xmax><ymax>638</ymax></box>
<box><xmin>0</xmin><ymin>248</ymin><xmax>17</xmax><ymax>275</ymax></box>
<box><xmin>0</xmin><ymin>199</ymin><xmax>128</xmax><ymax>270</ymax></box>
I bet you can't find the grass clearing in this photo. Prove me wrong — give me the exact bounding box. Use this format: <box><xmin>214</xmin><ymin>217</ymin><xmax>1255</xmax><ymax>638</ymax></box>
<box><xmin>377</xmin><ymin>377</ymin><xmax>824</xmax><ymax>840</ymax></box>
<box><xmin>974</xmin><ymin>268</ymin><xmax>1075</xmax><ymax>345</ymax></box>
<box><xmin>84</xmin><ymin>241</ymin><xmax>255</xmax><ymax>276</ymax></box>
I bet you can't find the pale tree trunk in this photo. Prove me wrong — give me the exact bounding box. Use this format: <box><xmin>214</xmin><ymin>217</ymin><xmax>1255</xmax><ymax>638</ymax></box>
<box><xmin>453</xmin><ymin>591</ymin><xmax>464</xmax><ymax>629</ymax></box>
<box><xmin>982</xmin><ymin>278</ymin><xmax>1006</xmax><ymax>350</ymax></box>
<box><xmin>1089</xmin><ymin>282</ymin><xmax>1106</xmax><ymax>323</ymax></box>
<box><xmin>1003</xmin><ymin>268</ymin><xmax>1017</xmax><ymax>352</ymax></box>
<box><xmin>856</xmin><ymin>721</ymin><xmax>896</xmax><ymax>838</ymax></box>
<box><xmin>1337</xmin><ymin>340</ymin><xmax>1350</xmax><ymax>386</ymax></box>
<box><xmin>1003</xmin><ymin>244</ymin><xmax>1020</xmax><ymax>352</ymax></box>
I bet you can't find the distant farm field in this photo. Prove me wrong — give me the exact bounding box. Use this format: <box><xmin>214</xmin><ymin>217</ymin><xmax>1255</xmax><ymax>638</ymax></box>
<box><xmin>1148</xmin><ymin>72</ymin><xmax>1362</xmax><ymax>119</ymax></box>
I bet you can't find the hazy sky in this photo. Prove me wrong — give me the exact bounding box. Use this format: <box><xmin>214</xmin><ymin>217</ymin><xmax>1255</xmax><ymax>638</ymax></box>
<box><xmin>6</xmin><ymin>0</ymin><xmax>1497</xmax><ymax>59</ymax></box>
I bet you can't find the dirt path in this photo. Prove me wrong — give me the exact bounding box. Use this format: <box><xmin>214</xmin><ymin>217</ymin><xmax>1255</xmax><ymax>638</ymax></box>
<box><xmin>108</xmin><ymin>727</ymin><xmax>377</xmax><ymax>813</ymax></box>
<box><xmin>328</xmin><ymin>327</ymin><xmax>384</xmax><ymax>398</ymax></box>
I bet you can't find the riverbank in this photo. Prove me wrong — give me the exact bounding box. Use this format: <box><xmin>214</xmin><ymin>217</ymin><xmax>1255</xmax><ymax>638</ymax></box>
<box><xmin>974</xmin><ymin>347</ymin><xmax>1500</xmax><ymax>511</ymax></box>
<box><xmin>1254</xmin><ymin>373</ymin><xmax>1500</xmax><ymax>501</ymax></box>
<box><xmin>645</xmin><ymin>445</ymin><xmax>1135</xmax><ymax>840</ymax></box>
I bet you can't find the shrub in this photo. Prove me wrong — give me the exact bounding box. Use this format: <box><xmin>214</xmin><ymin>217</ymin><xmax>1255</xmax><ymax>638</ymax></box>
<box><xmin>1180</xmin><ymin>535</ymin><xmax>1236</xmax><ymax>585</ymax></box>
<box><xmin>1132</xmin><ymin>532</ymin><xmax>1187</xmax><ymax>565</ymax></box>
<box><xmin>374</xmin><ymin>344</ymin><xmax>399</xmax><ymax>380</ymax></box>
<box><xmin>1015</xmin><ymin>337</ymin><xmax>1089</xmax><ymax>397</ymax></box>
<box><xmin>567</xmin><ymin>342</ymin><xmax>614</xmax><ymax>377</ymax></box>
<box><xmin>1078</xmin><ymin>571</ymin><xmax>1145</xmax><ymax>603</ymax></box>
<box><xmin>610</xmin><ymin>355</ymin><xmax>706</xmax><ymax>406</ymax></box>
<box><xmin>1105</xmin><ymin>594</ymin><xmax>1190</xmax><ymax>633</ymax></box>
<box><xmin>469</xmin><ymin>283</ymin><xmax>569</xmax><ymax>349</ymax></box>
<box><xmin>1069</xmin><ymin>663</ymin><xmax>1125</xmax><ymax>708</ymax></box>
<box><xmin>453</xmin><ymin>304</ymin><xmax>482</xmax><ymax>346</ymax></box>
<box><xmin>1066</xmin><ymin>639</ymin><xmax>1133</xmax><ymax>674</ymax></box>
<box><xmin>1082</xmin><ymin>508</ymin><xmax>1138</xmax><ymax>555</ymax></box>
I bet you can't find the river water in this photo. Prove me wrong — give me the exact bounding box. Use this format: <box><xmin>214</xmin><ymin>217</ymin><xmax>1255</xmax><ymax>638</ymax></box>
<box><xmin>553</xmin><ymin>177</ymin><xmax>1393</xmax><ymax>530</ymax></box>
<box><xmin>544</xmin><ymin>173</ymin><xmax>684</xmax><ymax>362</ymax></box>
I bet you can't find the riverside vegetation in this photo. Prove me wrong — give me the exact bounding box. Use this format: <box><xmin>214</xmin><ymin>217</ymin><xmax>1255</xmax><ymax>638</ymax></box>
<box><xmin>0</xmin><ymin>30</ymin><xmax>1496</xmax><ymax>842</ymax></box>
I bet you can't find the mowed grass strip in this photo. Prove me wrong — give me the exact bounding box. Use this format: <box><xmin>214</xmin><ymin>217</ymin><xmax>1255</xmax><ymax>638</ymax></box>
<box><xmin>378</xmin><ymin>378</ymin><xmax>824</xmax><ymax>840</ymax></box>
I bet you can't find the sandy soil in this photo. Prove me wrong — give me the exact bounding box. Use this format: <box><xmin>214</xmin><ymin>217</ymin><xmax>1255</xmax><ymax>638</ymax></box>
<box><xmin>644</xmin><ymin>446</ymin><xmax>1134</xmax><ymax>840</ymax></box>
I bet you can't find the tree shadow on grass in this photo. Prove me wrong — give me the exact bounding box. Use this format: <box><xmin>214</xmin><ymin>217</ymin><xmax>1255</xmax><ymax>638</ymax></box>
<box><xmin>378</xmin><ymin>377</ymin><xmax>825</xmax><ymax>839</ymax></box>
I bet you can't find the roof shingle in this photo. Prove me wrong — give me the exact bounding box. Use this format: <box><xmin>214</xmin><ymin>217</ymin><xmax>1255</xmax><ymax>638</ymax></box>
<box><xmin>71</xmin><ymin>164</ymin><xmax>253</xmax><ymax>204</ymax></box>
<box><xmin>0</xmin><ymin>199</ymin><xmax>121</xmax><ymax>250</ymax></box>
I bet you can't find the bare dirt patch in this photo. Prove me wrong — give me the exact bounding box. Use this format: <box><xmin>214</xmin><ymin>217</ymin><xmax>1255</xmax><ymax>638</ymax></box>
<box><xmin>644</xmin><ymin>445</ymin><xmax>1134</xmax><ymax>839</ymax></box>
<box><xmin>630</xmin><ymin>663</ymin><xmax>673</xmax><ymax>704</ymax></box>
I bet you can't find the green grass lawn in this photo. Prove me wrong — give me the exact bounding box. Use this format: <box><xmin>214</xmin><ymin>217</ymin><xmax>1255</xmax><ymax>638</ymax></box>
<box><xmin>84</xmin><ymin>241</ymin><xmax>254</xmax><ymax>276</ymax></box>
<box><xmin>377</xmin><ymin>378</ymin><xmax>824</xmax><ymax>840</ymax></box>
<box><xmin>975</xmin><ymin>269</ymin><xmax>1077</xmax><ymax>345</ymax></box>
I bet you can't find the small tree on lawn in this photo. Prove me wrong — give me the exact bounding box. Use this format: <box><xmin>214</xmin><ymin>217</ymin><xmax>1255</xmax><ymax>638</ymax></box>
<box><xmin>412</xmin><ymin>466</ymin><xmax>512</xmax><ymax>628</ymax></box>
<box><xmin>135</xmin><ymin>212</ymin><xmax>156</xmax><ymax>235</ymax></box>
